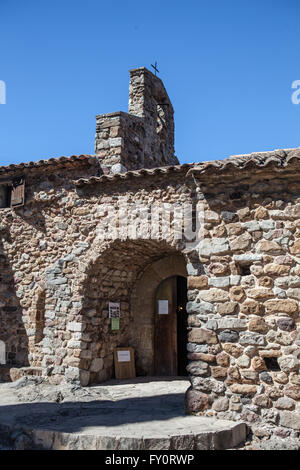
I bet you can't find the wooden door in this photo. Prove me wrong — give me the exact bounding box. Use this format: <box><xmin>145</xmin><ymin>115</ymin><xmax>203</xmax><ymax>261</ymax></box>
<box><xmin>177</xmin><ymin>276</ymin><xmax>188</xmax><ymax>376</ymax></box>
<box><xmin>154</xmin><ymin>276</ymin><xmax>177</xmax><ymax>376</ymax></box>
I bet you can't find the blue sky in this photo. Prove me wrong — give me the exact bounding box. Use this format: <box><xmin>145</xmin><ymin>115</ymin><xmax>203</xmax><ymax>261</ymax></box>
<box><xmin>1</xmin><ymin>0</ymin><xmax>300</xmax><ymax>166</ymax></box>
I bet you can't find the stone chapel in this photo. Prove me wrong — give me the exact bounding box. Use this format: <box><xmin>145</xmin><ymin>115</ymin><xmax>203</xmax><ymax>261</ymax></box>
<box><xmin>0</xmin><ymin>67</ymin><xmax>299</xmax><ymax>436</ymax></box>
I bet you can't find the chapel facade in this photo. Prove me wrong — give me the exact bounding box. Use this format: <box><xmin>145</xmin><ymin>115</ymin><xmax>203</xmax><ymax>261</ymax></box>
<box><xmin>0</xmin><ymin>67</ymin><xmax>299</xmax><ymax>437</ymax></box>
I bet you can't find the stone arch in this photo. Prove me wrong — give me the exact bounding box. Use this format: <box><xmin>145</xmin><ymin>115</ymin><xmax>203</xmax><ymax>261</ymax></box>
<box><xmin>130</xmin><ymin>254</ymin><xmax>187</xmax><ymax>375</ymax></box>
<box><xmin>72</xmin><ymin>238</ymin><xmax>188</xmax><ymax>385</ymax></box>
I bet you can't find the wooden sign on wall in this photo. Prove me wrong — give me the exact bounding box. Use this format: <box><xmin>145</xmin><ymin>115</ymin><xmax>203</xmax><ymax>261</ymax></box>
<box><xmin>114</xmin><ymin>347</ymin><xmax>136</xmax><ymax>380</ymax></box>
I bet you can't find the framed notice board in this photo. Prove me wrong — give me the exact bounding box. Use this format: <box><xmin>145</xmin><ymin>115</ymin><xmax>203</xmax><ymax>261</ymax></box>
<box><xmin>114</xmin><ymin>347</ymin><xmax>136</xmax><ymax>379</ymax></box>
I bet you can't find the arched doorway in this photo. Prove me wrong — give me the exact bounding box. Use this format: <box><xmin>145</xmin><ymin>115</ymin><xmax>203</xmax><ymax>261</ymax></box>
<box><xmin>130</xmin><ymin>252</ymin><xmax>188</xmax><ymax>377</ymax></box>
<box><xmin>154</xmin><ymin>276</ymin><xmax>188</xmax><ymax>377</ymax></box>
<box><xmin>68</xmin><ymin>241</ymin><xmax>188</xmax><ymax>385</ymax></box>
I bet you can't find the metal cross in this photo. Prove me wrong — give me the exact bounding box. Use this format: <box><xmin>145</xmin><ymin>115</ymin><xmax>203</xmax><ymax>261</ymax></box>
<box><xmin>151</xmin><ymin>61</ymin><xmax>159</xmax><ymax>76</ymax></box>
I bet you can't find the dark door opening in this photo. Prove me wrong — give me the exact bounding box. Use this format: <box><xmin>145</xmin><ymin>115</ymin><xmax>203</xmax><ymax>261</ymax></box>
<box><xmin>177</xmin><ymin>276</ymin><xmax>188</xmax><ymax>376</ymax></box>
<box><xmin>154</xmin><ymin>275</ymin><xmax>188</xmax><ymax>376</ymax></box>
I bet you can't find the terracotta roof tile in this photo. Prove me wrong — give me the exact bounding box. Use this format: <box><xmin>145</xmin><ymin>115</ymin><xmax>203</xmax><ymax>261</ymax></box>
<box><xmin>0</xmin><ymin>155</ymin><xmax>96</xmax><ymax>175</ymax></box>
<box><xmin>187</xmin><ymin>148</ymin><xmax>300</xmax><ymax>178</ymax></box>
<box><xmin>1</xmin><ymin>147</ymin><xmax>299</xmax><ymax>183</ymax></box>
<box><xmin>75</xmin><ymin>163</ymin><xmax>194</xmax><ymax>185</ymax></box>
<box><xmin>74</xmin><ymin>148</ymin><xmax>300</xmax><ymax>186</ymax></box>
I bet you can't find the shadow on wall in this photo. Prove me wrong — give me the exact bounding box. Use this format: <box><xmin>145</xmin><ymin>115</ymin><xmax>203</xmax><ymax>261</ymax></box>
<box><xmin>0</xmin><ymin>233</ymin><xmax>29</xmax><ymax>380</ymax></box>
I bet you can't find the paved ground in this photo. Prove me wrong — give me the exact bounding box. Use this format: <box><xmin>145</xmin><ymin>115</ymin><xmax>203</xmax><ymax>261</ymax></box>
<box><xmin>0</xmin><ymin>376</ymin><xmax>247</xmax><ymax>450</ymax></box>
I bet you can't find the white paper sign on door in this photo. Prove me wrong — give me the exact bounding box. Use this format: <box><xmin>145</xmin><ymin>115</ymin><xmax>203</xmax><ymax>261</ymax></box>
<box><xmin>117</xmin><ymin>350</ymin><xmax>131</xmax><ymax>362</ymax></box>
<box><xmin>158</xmin><ymin>300</ymin><xmax>169</xmax><ymax>314</ymax></box>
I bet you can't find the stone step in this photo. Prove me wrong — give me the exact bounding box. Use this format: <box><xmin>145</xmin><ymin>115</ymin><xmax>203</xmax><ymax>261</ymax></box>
<box><xmin>0</xmin><ymin>417</ymin><xmax>247</xmax><ymax>450</ymax></box>
<box><xmin>0</xmin><ymin>366</ymin><xmax>43</xmax><ymax>383</ymax></box>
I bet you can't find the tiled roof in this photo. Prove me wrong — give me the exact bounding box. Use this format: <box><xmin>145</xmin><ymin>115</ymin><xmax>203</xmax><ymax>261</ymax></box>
<box><xmin>74</xmin><ymin>163</ymin><xmax>195</xmax><ymax>186</ymax></box>
<box><xmin>187</xmin><ymin>148</ymin><xmax>300</xmax><ymax>178</ymax></box>
<box><xmin>1</xmin><ymin>147</ymin><xmax>299</xmax><ymax>183</ymax></box>
<box><xmin>0</xmin><ymin>155</ymin><xmax>96</xmax><ymax>175</ymax></box>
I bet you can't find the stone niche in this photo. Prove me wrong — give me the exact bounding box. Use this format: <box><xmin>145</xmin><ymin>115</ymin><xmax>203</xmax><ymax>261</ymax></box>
<box><xmin>0</xmin><ymin>185</ymin><xmax>8</xmax><ymax>208</ymax></box>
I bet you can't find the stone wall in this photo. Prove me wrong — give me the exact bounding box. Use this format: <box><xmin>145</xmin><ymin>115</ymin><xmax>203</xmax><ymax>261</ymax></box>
<box><xmin>184</xmin><ymin>171</ymin><xmax>300</xmax><ymax>438</ymax></box>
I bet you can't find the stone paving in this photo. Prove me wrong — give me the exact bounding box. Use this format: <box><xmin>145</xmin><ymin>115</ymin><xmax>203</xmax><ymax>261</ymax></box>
<box><xmin>0</xmin><ymin>377</ymin><xmax>247</xmax><ymax>450</ymax></box>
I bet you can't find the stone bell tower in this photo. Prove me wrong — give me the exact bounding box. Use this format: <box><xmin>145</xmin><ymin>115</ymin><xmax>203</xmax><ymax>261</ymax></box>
<box><xmin>95</xmin><ymin>67</ymin><xmax>179</xmax><ymax>174</ymax></box>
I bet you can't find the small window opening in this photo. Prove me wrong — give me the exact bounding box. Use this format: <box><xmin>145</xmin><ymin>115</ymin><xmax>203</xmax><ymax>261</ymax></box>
<box><xmin>264</xmin><ymin>357</ymin><xmax>280</xmax><ymax>371</ymax></box>
<box><xmin>0</xmin><ymin>185</ymin><xmax>10</xmax><ymax>208</ymax></box>
<box><xmin>229</xmin><ymin>191</ymin><xmax>243</xmax><ymax>200</ymax></box>
<box><xmin>0</xmin><ymin>178</ymin><xmax>25</xmax><ymax>209</ymax></box>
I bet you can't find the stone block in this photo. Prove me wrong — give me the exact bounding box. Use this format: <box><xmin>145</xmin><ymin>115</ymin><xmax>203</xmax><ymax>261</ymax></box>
<box><xmin>212</xmin><ymin>397</ymin><xmax>229</xmax><ymax>411</ymax></box>
<box><xmin>264</xmin><ymin>263</ymin><xmax>290</xmax><ymax>275</ymax></box>
<box><xmin>208</xmin><ymin>277</ymin><xmax>230</xmax><ymax>288</ymax></box>
<box><xmin>240</xmin><ymin>300</ymin><xmax>263</xmax><ymax>316</ymax></box>
<box><xmin>223</xmin><ymin>343</ymin><xmax>243</xmax><ymax>357</ymax></box>
<box><xmin>248</xmin><ymin>317</ymin><xmax>269</xmax><ymax>334</ymax></box>
<box><xmin>198</xmin><ymin>288</ymin><xmax>229</xmax><ymax>303</ymax></box>
<box><xmin>208</xmin><ymin>263</ymin><xmax>229</xmax><ymax>275</ymax></box>
<box><xmin>247</xmin><ymin>288</ymin><xmax>274</xmax><ymax>300</ymax></box>
<box><xmin>233</xmin><ymin>254</ymin><xmax>263</xmax><ymax>263</ymax></box>
<box><xmin>218</xmin><ymin>330</ymin><xmax>239</xmax><ymax>343</ymax></box>
<box><xmin>236</xmin><ymin>355</ymin><xmax>250</xmax><ymax>368</ymax></box>
<box><xmin>216</xmin><ymin>351</ymin><xmax>230</xmax><ymax>367</ymax></box>
<box><xmin>253</xmin><ymin>394</ymin><xmax>272</xmax><ymax>408</ymax></box>
<box><xmin>90</xmin><ymin>358</ymin><xmax>104</xmax><ymax>372</ymax></box>
<box><xmin>217</xmin><ymin>318</ymin><xmax>247</xmax><ymax>330</ymax></box>
<box><xmin>188</xmin><ymin>328</ymin><xmax>218</xmax><ymax>344</ymax></box>
<box><xmin>211</xmin><ymin>366</ymin><xmax>228</xmax><ymax>379</ymax></box>
<box><xmin>230</xmin><ymin>384</ymin><xmax>257</xmax><ymax>395</ymax></box>
<box><xmin>216</xmin><ymin>301</ymin><xmax>238</xmax><ymax>315</ymax></box>
<box><xmin>229</xmin><ymin>286</ymin><xmax>245</xmax><ymax>302</ymax></box>
<box><xmin>186</xmin><ymin>361</ymin><xmax>209</xmax><ymax>376</ymax></box>
<box><xmin>184</xmin><ymin>388</ymin><xmax>210</xmax><ymax>413</ymax></box>
<box><xmin>264</xmin><ymin>299</ymin><xmax>299</xmax><ymax>316</ymax></box>
<box><xmin>290</xmin><ymin>239</ymin><xmax>300</xmax><ymax>254</ymax></box>
<box><xmin>251</xmin><ymin>356</ymin><xmax>267</xmax><ymax>371</ymax></box>
<box><xmin>279</xmin><ymin>411</ymin><xmax>300</xmax><ymax>430</ymax></box>
<box><xmin>230</xmin><ymin>232</ymin><xmax>252</xmax><ymax>251</ymax></box>
<box><xmin>240</xmin><ymin>332</ymin><xmax>265</xmax><ymax>346</ymax></box>
<box><xmin>198</xmin><ymin>238</ymin><xmax>230</xmax><ymax>257</ymax></box>
<box><xmin>187</xmin><ymin>352</ymin><xmax>215</xmax><ymax>363</ymax></box>
<box><xmin>283</xmin><ymin>383</ymin><xmax>300</xmax><ymax>400</ymax></box>
<box><xmin>187</xmin><ymin>275</ymin><xmax>208</xmax><ymax>289</ymax></box>
<box><xmin>274</xmin><ymin>397</ymin><xmax>295</xmax><ymax>410</ymax></box>
<box><xmin>257</xmin><ymin>240</ymin><xmax>283</xmax><ymax>255</ymax></box>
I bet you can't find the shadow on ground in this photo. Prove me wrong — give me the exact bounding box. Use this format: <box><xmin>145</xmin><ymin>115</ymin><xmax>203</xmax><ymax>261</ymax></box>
<box><xmin>0</xmin><ymin>392</ymin><xmax>187</xmax><ymax>433</ymax></box>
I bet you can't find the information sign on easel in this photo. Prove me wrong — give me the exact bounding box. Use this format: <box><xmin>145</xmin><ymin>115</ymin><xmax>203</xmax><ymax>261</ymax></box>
<box><xmin>114</xmin><ymin>347</ymin><xmax>136</xmax><ymax>379</ymax></box>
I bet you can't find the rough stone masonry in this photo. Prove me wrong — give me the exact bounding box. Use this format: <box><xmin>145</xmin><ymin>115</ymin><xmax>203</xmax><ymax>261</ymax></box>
<box><xmin>0</xmin><ymin>66</ymin><xmax>299</xmax><ymax>439</ymax></box>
